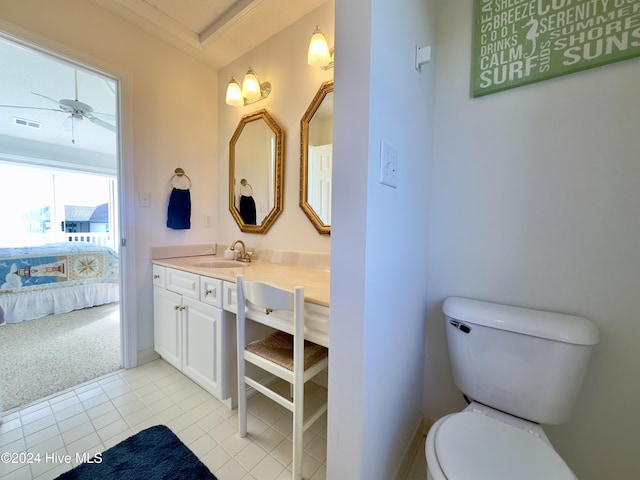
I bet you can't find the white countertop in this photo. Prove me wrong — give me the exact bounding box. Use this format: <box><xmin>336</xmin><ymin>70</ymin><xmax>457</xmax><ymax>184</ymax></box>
<box><xmin>152</xmin><ymin>255</ymin><xmax>330</xmax><ymax>308</ymax></box>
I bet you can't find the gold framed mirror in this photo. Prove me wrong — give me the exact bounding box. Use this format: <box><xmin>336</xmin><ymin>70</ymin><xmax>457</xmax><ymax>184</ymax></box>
<box><xmin>229</xmin><ymin>109</ymin><xmax>284</xmax><ymax>234</ymax></box>
<box><xmin>300</xmin><ymin>81</ymin><xmax>333</xmax><ymax>235</ymax></box>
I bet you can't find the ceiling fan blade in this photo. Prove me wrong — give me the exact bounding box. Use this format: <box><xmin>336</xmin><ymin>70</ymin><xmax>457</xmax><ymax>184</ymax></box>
<box><xmin>92</xmin><ymin>111</ymin><xmax>116</xmax><ymax>119</ymax></box>
<box><xmin>31</xmin><ymin>91</ymin><xmax>63</xmax><ymax>106</ymax></box>
<box><xmin>87</xmin><ymin>114</ymin><xmax>116</xmax><ymax>132</ymax></box>
<box><xmin>0</xmin><ymin>104</ymin><xmax>64</xmax><ymax>112</ymax></box>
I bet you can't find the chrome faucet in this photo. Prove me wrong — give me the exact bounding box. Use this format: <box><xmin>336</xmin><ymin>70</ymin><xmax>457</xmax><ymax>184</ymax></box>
<box><xmin>230</xmin><ymin>240</ymin><xmax>251</xmax><ymax>262</ymax></box>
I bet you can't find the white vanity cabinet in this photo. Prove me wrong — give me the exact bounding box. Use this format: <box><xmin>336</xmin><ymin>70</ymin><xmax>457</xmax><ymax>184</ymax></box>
<box><xmin>153</xmin><ymin>265</ymin><xmax>232</xmax><ymax>405</ymax></box>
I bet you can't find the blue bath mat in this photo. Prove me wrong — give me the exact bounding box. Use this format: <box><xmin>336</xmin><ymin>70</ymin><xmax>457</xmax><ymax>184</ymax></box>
<box><xmin>55</xmin><ymin>425</ymin><xmax>217</xmax><ymax>480</ymax></box>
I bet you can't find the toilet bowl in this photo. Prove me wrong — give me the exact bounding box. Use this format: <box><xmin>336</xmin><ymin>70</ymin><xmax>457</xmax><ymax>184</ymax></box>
<box><xmin>425</xmin><ymin>297</ymin><xmax>599</xmax><ymax>480</ymax></box>
<box><xmin>425</xmin><ymin>403</ymin><xmax>576</xmax><ymax>480</ymax></box>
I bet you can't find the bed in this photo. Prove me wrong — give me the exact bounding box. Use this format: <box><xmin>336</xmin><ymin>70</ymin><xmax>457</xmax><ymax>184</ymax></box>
<box><xmin>0</xmin><ymin>242</ymin><xmax>119</xmax><ymax>325</ymax></box>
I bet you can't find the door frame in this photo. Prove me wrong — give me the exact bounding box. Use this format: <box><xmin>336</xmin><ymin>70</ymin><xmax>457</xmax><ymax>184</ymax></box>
<box><xmin>0</xmin><ymin>26</ymin><xmax>137</xmax><ymax>369</ymax></box>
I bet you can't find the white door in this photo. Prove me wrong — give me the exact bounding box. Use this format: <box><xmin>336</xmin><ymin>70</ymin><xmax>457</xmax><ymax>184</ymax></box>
<box><xmin>308</xmin><ymin>144</ymin><xmax>332</xmax><ymax>225</ymax></box>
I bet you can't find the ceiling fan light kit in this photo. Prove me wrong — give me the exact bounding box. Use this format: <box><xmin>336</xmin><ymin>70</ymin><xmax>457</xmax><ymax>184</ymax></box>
<box><xmin>0</xmin><ymin>69</ymin><xmax>116</xmax><ymax>143</ymax></box>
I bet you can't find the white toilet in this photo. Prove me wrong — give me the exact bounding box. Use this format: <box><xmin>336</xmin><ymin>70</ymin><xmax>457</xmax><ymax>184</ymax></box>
<box><xmin>426</xmin><ymin>297</ymin><xmax>600</xmax><ymax>480</ymax></box>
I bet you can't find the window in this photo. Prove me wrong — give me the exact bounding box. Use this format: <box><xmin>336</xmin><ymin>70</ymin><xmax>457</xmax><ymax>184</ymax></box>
<box><xmin>0</xmin><ymin>162</ymin><xmax>117</xmax><ymax>249</ymax></box>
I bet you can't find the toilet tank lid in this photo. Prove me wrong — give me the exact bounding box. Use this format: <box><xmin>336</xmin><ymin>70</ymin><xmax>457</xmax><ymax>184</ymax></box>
<box><xmin>443</xmin><ymin>297</ymin><xmax>600</xmax><ymax>345</ymax></box>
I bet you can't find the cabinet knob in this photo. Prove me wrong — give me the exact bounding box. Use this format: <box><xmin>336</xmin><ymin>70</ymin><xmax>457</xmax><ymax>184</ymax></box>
<box><xmin>204</xmin><ymin>289</ymin><xmax>213</xmax><ymax>296</ymax></box>
<box><xmin>153</xmin><ymin>274</ymin><xmax>160</xmax><ymax>279</ymax></box>
<box><xmin>174</xmin><ymin>305</ymin><xmax>185</xmax><ymax>311</ymax></box>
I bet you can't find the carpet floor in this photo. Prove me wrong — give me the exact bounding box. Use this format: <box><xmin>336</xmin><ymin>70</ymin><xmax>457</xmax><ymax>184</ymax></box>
<box><xmin>0</xmin><ymin>303</ymin><xmax>121</xmax><ymax>411</ymax></box>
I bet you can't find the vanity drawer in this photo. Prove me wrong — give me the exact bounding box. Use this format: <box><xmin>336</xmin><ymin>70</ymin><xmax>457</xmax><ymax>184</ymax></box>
<box><xmin>304</xmin><ymin>302</ymin><xmax>330</xmax><ymax>348</ymax></box>
<box><xmin>200</xmin><ymin>276</ymin><xmax>223</xmax><ymax>308</ymax></box>
<box><xmin>223</xmin><ymin>280</ymin><xmax>328</xmax><ymax>347</ymax></box>
<box><xmin>223</xmin><ymin>281</ymin><xmax>238</xmax><ymax>313</ymax></box>
<box><xmin>152</xmin><ymin>265</ymin><xmax>166</xmax><ymax>288</ymax></box>
<box><xmin>166</xmin><ymin>269</ymin><xmax>199</xmax><ymax>299</ymax></box>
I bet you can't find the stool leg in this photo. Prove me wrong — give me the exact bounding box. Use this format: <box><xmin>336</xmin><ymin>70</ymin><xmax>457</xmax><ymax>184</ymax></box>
<box><xmin>238</xmin><ymin>352</ymin><xmax>248</xmax><ymax>437</ymax></box>
<box><xmin>292</xmin><ymin>377</ymin><xmax>304</xmax><ymax>479</ymax></box>
<box><xmin>238</xmin><ymin>380</ymin><xmax>247</xmax><ymax>437</ymax></box>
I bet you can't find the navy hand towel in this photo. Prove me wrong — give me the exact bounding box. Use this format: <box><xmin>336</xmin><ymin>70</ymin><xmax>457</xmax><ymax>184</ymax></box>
<box><xmin>239</xmin><ymin>195</ymin><xmax>256</xmax><ymax>225</ymax></box>
<box><xmin>167</xmin><ymin>188</ymin><xmax>191</xmax><ymax>229</ymax></box>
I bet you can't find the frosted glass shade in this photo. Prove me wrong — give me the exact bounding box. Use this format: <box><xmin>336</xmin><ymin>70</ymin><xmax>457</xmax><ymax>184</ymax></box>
<box><xmin>308</xmin><ymin>27</ymin><xmax>331</xmax><ymax>68</ymax></box>
<box><xmin>226</xmin><ymin>78</ymin><xmax>243</xmax><ymax>106</ymax></box>
<box><xmin>242</xmin><ymin>68</ymin><xmax>261</xmax><ymax>102</ymax></box>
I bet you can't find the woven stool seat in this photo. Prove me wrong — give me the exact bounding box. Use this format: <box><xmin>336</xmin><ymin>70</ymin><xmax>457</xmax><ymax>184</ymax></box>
<box><xmin>246</xmin><ymin>331</ymin><xmax>328</xmax><ymax>371</ymax></box>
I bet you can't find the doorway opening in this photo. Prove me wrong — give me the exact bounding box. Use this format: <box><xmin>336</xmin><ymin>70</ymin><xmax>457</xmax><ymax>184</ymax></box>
<box><xmin>0</xmin><ymin>33</ymin><xmax>123</xmax><ymax>411</ymax></box>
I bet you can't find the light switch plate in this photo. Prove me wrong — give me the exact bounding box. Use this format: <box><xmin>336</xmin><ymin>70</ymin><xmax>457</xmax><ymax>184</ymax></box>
<box><xmin>138</xmin><ymin>191</ymin><xmax>151</xmax><ymax>207</ymax></box>
<box><xmin>379</xmin><ymin>141</ymin><xmax>398</xmax><ymax>188</ymax></box>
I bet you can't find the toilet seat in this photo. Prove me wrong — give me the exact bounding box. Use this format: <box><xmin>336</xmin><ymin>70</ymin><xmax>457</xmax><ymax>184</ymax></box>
<box><xmin>429</xmin><ymin>412</ymin><xmax>576</xmax><ymax>480</ymax></box>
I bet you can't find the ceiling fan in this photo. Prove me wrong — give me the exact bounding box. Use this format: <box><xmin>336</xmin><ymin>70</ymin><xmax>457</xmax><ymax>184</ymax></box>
<box><xmin>0</xmin><ymin>70</ymin><xmax>116</xmax><ymax>144</ymax></box>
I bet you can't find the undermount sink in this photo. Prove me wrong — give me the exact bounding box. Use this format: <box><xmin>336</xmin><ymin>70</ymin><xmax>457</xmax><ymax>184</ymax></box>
<box><xmin>192</xmin><ymin>260</ymin><xmax>247</xmax><ymax>268</ymax></box>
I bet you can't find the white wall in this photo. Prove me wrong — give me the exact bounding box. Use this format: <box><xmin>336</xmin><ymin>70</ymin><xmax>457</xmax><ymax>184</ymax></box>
<box><xmin>216</xmin><ymin>2</ymin><xmax>334</xmax><ymax>253</ymax></box>
<box><xmin>425</xmin><ymin>1</ymin><xmax>640</xmax><ymax>478</ymax></box>
<box><xmin>0</xmin><ymin>0</ymin><xmax>219</xmax><ymax>360</ymax></box>
<box><xmin>329</xmin><ymin>0</ymin><xmax>436</xmax><ymax>477</ymax></box>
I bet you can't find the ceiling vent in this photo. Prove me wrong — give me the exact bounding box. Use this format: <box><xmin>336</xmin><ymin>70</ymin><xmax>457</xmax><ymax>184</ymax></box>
<box><xmin>14</xmin><ymin>117</ymin><xmax>41</xmax><ymax>129</ymax></box>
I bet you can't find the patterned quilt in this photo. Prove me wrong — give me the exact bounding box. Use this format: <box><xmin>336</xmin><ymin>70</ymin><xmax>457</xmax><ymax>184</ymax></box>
<box><xmin>0</xmin><ymin>242</ymin><xmax>119</xmax><ymax>294</ymax></box>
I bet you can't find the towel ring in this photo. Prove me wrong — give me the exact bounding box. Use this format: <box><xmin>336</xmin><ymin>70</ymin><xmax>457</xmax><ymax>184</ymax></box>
<box><xmin>240</xmin><ymin>178</ymin><xmax>253</xmax><ymax>196</ymax></box>
<box><xmin>171</xmin><ymin>168</ymin><xmax>192</xmax><ymax>189</ymax></box>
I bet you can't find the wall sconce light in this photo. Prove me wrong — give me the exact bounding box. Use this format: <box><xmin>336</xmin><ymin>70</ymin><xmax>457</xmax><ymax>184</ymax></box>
<box><xmin>225</xmin><ymin>67</ymin><xmax>272</xmax><ymax>106</ymax></box>
<box><xmin>307</xmin><ymin>26</ymin><xmax>334</xmax><ymax>70</ymax></box>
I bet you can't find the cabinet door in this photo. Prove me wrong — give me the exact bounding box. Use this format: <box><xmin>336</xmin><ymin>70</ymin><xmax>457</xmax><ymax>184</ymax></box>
<box><xmin>182</xmin><ymin>297</ymin><xmax>222</xmax><ymax>398</ymax></box>
<box><xmin>153</xmin><ymin>286</ymin><xmax>182</xmax><ymax>369</ymax></box>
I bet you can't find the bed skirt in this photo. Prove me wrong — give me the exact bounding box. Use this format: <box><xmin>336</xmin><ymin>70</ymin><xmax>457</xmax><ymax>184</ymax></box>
<box><xmin>0</xmin><ymin>283</ymin><xmax>119</xmax><ymax>325</ymax></box>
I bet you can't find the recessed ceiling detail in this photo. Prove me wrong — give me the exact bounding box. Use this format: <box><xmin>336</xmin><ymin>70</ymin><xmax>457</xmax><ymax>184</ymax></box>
<box><xmin>89</xmin><ymin>0</ymin><xmax>328</xmax><ymax>68</ymax></box>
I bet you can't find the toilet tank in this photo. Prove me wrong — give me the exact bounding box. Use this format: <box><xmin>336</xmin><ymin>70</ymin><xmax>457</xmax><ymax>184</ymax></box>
<box><xmin>443</xmin><ymin>297</ymin><xmax>599</xmax><ymax>425</ymax></box>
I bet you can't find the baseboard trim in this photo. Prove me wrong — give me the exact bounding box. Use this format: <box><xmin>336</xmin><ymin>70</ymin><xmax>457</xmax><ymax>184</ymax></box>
<box><xmin>137</xmin><ymin>347</ymin><xmax>160</xmax><ymax>366</ymax></box>
<box><xmin>395</xmin><ymin>417</ymin><xmax>436</xmax><ymax>480</ymax></box>
<box><xmin>395</xmin><ymin>417</ymin><xmax>425</xmax><ymax>480</ymax></box>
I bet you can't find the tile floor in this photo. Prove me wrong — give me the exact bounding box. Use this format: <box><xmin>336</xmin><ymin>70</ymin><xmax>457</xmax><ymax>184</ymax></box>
<box><xmin>0</xmin><ymin>359</ymin><xmax>328</xmax><ymax>480</ymax></box>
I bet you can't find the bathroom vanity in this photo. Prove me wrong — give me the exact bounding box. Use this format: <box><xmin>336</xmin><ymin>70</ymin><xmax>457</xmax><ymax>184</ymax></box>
<box><xmin>151</xmin><ymin>250</ymin><xmax>330</xmax><ymax>408</ymax></box>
